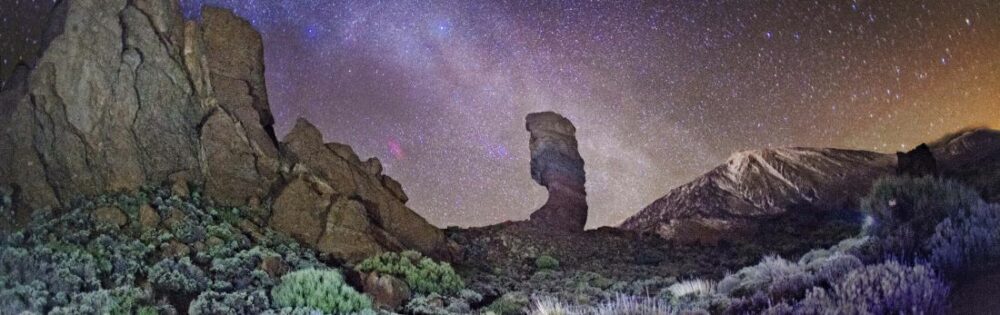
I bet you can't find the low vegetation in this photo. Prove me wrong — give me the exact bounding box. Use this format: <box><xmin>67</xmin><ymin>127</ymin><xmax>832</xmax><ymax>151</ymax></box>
<box><xmin>1</xmin><ymin>175</ymin><xmax>994</xmax><ymax>314</ymax></box>
<box><xmin>0</xmin><ymin>185</ymin><xmax>341</xmax><ymax>314</ymax></box>
<box><xmin>525</xmin><ymin>175</ymin><xmax>997</xmax><ymax>314</ymax></box>
<box><xmin>356</xmin><ymin>250</ymin><xmax>465</xmax><ymax>295</ymax></box>
<box><xmin>271</xmin><ymin>269</ymin><xmax>372</xmax><ymax>314</ymax></box>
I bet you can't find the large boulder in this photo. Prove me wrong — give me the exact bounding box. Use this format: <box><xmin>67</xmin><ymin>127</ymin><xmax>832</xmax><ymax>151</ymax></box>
<box><xmin>525</xmin><ymin>111</ymin><xmax>588</xmax><ymax>232</ymax></box>
<box><xmin>0</xmin><ymin>0</ymin><xmax>454</xmax><ymax>264</ymax></box>
<box><xmin>361</xmin><ymin>272</ymin><xmax>412</xmax><ymax>310</ymax></box>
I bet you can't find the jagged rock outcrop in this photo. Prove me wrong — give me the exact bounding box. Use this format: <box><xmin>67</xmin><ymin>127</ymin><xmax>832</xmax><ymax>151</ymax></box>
<box><xmin>270</xmin><ymin>119</ymin><xmax>454</xmax><ymax>262</ymax></box>
<box><xmin>525</xmin><ymin>112</ymin><xmax>588</xmax><ymax>232</ymax></box>
<box><xmin>896</xmin><ymin>143</ymin><xmax>938</xmax><ymax>177</ymax></box>
<box><xmin>0</xmin><ymin>0</ymin><xmax>452</xmax><ymax>263</ymax></box>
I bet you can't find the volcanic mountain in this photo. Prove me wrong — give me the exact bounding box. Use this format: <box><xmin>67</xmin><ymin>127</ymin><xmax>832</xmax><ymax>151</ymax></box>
<box><xmin>621</xmin><ymin>129</ymin><xmax>1000</xmax><ymax>243</ymax></box>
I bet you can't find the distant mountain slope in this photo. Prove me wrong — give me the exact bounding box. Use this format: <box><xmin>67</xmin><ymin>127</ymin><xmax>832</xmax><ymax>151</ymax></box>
<box><xmin>620</xmin><ymin>148</ymin><xmax>894</xmax><ymax>239</ymax></box>
<box><xmin>621</xmin><ymin>129</ymin><xmax>1000</xmax><ymax>241</ymax></box>
<box><xmin>931</xmin><ymin>128</ymin><xmax>1000</xmax><ymax>202</ymax></box>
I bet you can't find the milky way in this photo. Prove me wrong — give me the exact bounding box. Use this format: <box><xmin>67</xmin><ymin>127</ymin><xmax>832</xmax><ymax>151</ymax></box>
<box><xmin>3</xmin><ymin>1</ymin><xmax>999</xmax><ymax>228</ymax></box>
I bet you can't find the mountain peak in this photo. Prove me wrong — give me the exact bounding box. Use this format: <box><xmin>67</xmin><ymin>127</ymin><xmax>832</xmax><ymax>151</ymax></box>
<box><xmin>621</xmin><ymin>146</ymin><xmax>895</xmax><ymax>242</ymax></box>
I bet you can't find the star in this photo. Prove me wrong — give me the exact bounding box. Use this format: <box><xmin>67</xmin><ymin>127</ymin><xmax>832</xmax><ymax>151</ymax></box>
<box><xmin>6</xmin><ymin>0</ymin><xmax>998</xmax><ymax>228</ymax></box>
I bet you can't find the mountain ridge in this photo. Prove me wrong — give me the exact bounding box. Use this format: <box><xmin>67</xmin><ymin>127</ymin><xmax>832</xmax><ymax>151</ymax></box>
<box><xmin>621</xmin><ymin>129</ymin><xmax>1000</xmax><ymax>242</ymax></box>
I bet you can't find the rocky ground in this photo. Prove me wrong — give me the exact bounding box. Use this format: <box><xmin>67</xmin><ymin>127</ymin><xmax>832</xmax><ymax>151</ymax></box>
<box><xmin>445</xmin><ymin>209</ymin><xmax>859</xmax><ymax>309</ymax></box>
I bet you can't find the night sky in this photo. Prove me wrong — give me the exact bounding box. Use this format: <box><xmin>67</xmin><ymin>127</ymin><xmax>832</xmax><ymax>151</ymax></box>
<box><xmin>2</xmin><ymin>1</ymin><xmax>999</xmax><ymax>228</ymax></box>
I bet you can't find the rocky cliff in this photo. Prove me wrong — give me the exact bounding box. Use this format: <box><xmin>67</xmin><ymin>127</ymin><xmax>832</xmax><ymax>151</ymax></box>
<box><xmin>525</xmin><ymin>112</ymin><xmax>588</xmax><ymax>232</ymax></box>
<box><xmin>0</xmin><ymin>0</ymin><xmax>453</xmax><ymax>263</ymax></box>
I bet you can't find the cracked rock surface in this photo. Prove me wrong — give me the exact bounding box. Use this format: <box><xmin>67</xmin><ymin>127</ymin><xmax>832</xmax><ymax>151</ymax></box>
<box><xmin>0</xmin><ymin>0</ymin><xmax>453</xmax><ymax>263</ymax></box>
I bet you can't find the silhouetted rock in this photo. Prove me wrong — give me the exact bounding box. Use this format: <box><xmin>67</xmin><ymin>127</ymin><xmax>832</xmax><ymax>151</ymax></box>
<box><xmin>525</xmin><ymin>111</ymin><xmax>588</xmax><ymax>232</ymax></box>
<box><xmin>896</xmin><ymin>143</ymin><xmax>938</xmax><ymax>177</ymax></box>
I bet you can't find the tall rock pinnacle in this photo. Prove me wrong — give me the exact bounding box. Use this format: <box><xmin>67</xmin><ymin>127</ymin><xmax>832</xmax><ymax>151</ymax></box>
<box><xmin>525</xmin><ymin>111</ymin><xmax>588</xmax><ymax>232</ymax></box>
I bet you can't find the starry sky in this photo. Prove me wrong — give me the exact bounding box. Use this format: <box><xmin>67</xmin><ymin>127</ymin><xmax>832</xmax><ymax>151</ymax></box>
<box><xmin>2</xmin><ymin>0</ymin><xmax>999</xmax><ymax>228</ymax></box>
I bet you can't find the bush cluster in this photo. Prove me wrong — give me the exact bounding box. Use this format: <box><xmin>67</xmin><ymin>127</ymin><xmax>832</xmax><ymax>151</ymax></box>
<box><xmin>861</xmin><ymin>176</ymin><xmax>983</xmax><ymax>260</ymax></box>
<box><xmin>356</xmin><ymin>250</ymin><xmax>465</xmax><ymax>295</ymax></box>
<box><xmin>0</xmin><ymin>185</ymin><xmax>357</xmax><ymax>314</ymax></box>
<box><xmin>623</xmin><ymin>176</ymin><xmax>996</xmax><ymax>315</ymax></box>
<box><xmin>271</xmin><ymin>268</ymin><xmax>372</xmax><ymax>314</ymax></box>
<box><xmin>405</xmin><ymin>289</ymin><xmax>483</xmax><ymax>315</ymax></box>
<box><xmin>531</xmin><ymin>294</ymin><xmax>685</xmax><ymax>315</ymax></box>
<box><xmin>926</xmin><ymin>202</ymin><xmax>1000</xmax><ymax>275</ymax></box>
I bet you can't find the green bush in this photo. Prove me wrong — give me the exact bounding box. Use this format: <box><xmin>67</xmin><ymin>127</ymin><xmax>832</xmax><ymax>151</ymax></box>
<box><xmin>356</xmin><ymin>250</ymin><xmax>464</xmax><ymax>295</ymax></box>
<box><xmin>486</xmin><ymin>292</ymin><xmax>529</xmax><ymax>315</ymax></box>
<box><xmin>861</xmin><ymin>176</ymin><xmax>982</xmax><ymax>259</ymax></box>
<box><xmin>271</xmin><ymin>269</ymin><xmax>372</xmax><ymax>314</ymax></box>
<box><xmin>535</xmin><ymin>255</ymin><xmax>559</xmax><ymax>270</ymax></box>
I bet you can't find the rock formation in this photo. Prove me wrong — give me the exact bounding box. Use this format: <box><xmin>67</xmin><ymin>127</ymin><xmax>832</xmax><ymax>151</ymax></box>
<box><xmin>896</xmin><ymin>143</ymin><xmax>938</xmax><ymax>177</ymax></box>
<box><xmin>270</xmin><ymin>119</ymin><xmax>455</xmax><ymax>262</ymax></box>
<box><xmin>0</xmin><ymin>0</ymin><xmax>452</xmax><ymax>263</ymax></box>
<box><xmin>525</xmin><ymin>112</ymin><xmax>588</xmax><ymax>232</ymax></box>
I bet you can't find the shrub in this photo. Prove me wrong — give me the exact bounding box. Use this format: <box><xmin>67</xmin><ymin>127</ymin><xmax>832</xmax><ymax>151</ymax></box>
<box><xmin>148</xmin><ymin>257</ymin><xmax>210</xmax><ymax>294</ymax></box>
<box><xmin>405</xmin><ymin>291</ymin><xmax>482</xmax><ymax>315</ymax></box>
<box><xmin>170</xmin><ymin>218</ymin><xmax>207</xmax><ymax>244</ymax></box>
<box><xmin>666</xmin><ymin>279</ymin><xmax>716</xmax><ymax>299</ymax></box>
<box><xmin>209</xmin><ymin>247</ymin><xmax>278</xmax><ymax>291</ymax></box>
<box><xmin>861</xmin><ymin>176</ymin><xmax>982</xmax><ymax>259</ymax></box>
<box><xmin>926</xmin><ymin>202</ymin><xmax>1000</xmax><ymax>275</ymax></box>
<box><xmin>716</xmin><ymin>256</ymin><xmax>811</xmax><ymax>299</ymax></box>
<box><xmin>189</xmin><ymin>290</ymin><xmax>270</xmax><ymax>315</ymax></box>
<box><xmin>803</xmin><ymin>252</ymin><xmax>862</xmax><ymax>285</ymax></box>
<box><xmin>531</xmin><ymin>296</ymin><xmax>575</xmax><ymax>315</ymax></box>
<box><xmin>535</xmin><ymin>255</ymin><xmax>560</xmax><ymax>270</ymax></box>
<box><xmin>487</xmin><ymin>292</ymin><xmax>530</xmax><ymax>315</ymax></box>
<box><xmin>592</xmin><ymin>294</ymin><xmax>677</xmax><ymax>315</ymax></box>
<box><xmin>48</xmin><ymin>287</ymin><xmax>151</xmax><ymax>315</ymax></box>
<box><xmin>797</xmin><ymin>261</ymin><xmax>949</xmax><ymax>314</ymax></box>
<box><xmin>356</xmin><ymin>250</ymin><xmax>464</xmax><ymax>295</ymax></box>
<box><xmin>271</xmin><ymin>268</ymin><xmax>372</xmax><ymax>314</ymax></box>
<box><xmin>0</xmin><ymin>243</ymin><xmax>105</xmax><ymax>312</ymax></box>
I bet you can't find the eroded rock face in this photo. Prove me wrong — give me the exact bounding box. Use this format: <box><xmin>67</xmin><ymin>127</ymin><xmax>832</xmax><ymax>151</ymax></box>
<box><xmin>0</xmin><ymin>0</ymin><xmax>453</xmax><ymax>263</ymax></box>
<box><xmin>200</xmin><ymin>7</ymin><xmax>281</xmax><ymax>205</ymax></box>
<box><xmin>525</xmin><ymin>112</ymin><xmax>588</xmax><ymax>232</ymax></box>
<box><xmin>271</xmin><ymin>119</ymin><xmax>453</xmax><ymax>263</ymax></box>
<box><xmin>0</xmin><ymin>0</ymin><xmax>215</xmax><ymax>215</ymax></box>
